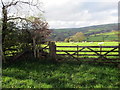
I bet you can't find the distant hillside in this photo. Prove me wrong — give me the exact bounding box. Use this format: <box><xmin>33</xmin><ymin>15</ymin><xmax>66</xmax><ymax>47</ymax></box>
<box><xmin>86</xmin><ymin>30</ymin><xmax>118</xmax><ymax>42</ymax></box>
<box><xmin>49</xmin><ymin>23</ymin><xmax>118</xmax><ymax>42</ymax></box>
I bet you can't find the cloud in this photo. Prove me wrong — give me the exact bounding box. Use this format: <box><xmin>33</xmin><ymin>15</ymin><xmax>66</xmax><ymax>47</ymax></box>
<box><xmin>79</xmin><ymin>2</ymin><xmax>118</xmax><ymax>13</ymax></box>
<box><xmin>41</xmin><ymin>0</ymin><xmax>119</xmax><ymax>28</ymax></box>
<box><xmin>0</xmin><ymin>0</ymin><xmax>118</xmax><ymax>28</ymax></box>
<box><xmin>48</xmin><ymin>20</ymin><xmax>91</xmax><ymax>28</ymax></box>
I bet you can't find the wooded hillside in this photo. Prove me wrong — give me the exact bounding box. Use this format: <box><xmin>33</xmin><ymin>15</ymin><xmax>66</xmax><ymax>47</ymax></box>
<box><xmin>49</xmin><ymin>23</ymin><xmax>118</xmax><ymax>42</ymax></box>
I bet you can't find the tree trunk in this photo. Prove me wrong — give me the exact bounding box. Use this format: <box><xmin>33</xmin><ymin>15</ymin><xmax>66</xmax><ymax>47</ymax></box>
<box><xmin>33</xmin><ymin>37</ymin><xmax>37</xmax><ymax>58</ymax></box>
<box><xmin>2</xmin><ymin>6</ymin><xmax>7</xmax><ymax>45</ymax></box>
<box><xmin>2</xmin><ymin>6</ymin><xmax>8</xmax><ymax>63</ymax></box>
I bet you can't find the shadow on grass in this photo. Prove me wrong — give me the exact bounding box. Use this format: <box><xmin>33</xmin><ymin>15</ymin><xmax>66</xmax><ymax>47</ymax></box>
<box><xmin>2</xmin><ymin>56</ymin><xmax>120</xmax><ymax>88</ymax></box>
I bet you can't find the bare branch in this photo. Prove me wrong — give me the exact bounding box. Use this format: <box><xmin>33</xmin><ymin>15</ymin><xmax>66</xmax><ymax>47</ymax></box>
<box><xmin>3</xmin><ymin>0</ymin><xmax>43</xmax><ymax>13</ymax></box>
<box><xmin>7</xmin><ymin>17</ymin><xmax>32</xmax><ymax>23</ymax></box>
<box><xmin>9</xmin><ymin>0</ymin><xmax>16</xmax><ymax>6</ymax></box>
<box><xmin>5</xmin><ymin>1</ymin><xmax>19</xmax><ymax>8</ymax></box>
<box><xmin>6</xmin><ymin>0</ymin><xmax>40</xmax><ymax>8</ymax></box>
<box><xmin>1</xmin><ymin>0</ymin><xmax>4</xmax><ymax>6</ymax></box>
<box><xmin>7</xmin><ymin>17</ymin><xmax>47</xmax><ymax>30</ymax></box>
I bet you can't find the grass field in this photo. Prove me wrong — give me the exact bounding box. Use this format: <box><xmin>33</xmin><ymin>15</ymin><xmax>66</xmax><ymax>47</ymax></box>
<box><xmin>56</xmin><ymin>42</ymin><xmax>118</xmax><ymax>46</ymax></box>
<box><xmin>86</xmin><ymin>36</ymin><xmax>118</xmax><ymax>42</ymax></box>
<box><xmin>2</xmin><ymin>59</ymin><xmax>120</xmax><ymax>88</ymax></box>
<box><xmin>86</xmin><ymin>31</ymin><xmax>118</xmax><ymax>42</ymax></box>
<box><xmin>2</xmin><ymin>42</ymin><xmax>120</xmax><ymax>88</ymax></box>
<box><xmin>43</xmin><ymin>42</ymin><xmax>119</xmax><ymax>59</ymax></box>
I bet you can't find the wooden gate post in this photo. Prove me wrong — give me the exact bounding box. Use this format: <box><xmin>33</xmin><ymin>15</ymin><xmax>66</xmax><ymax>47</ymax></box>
<box><xmin>119</xmin><ymin>43</ymin><xmax>120</xmax><ymax>59</ymax></box>
<box><xmin>49</xmin><ymin>42</ymin><xmax>56</xmax><ymax>60</ymax></box>
<box><xmin>77</xmin><ymin>45</ymin><xmax>79</xmax><ymax>60</ymax></box>
<box><xmin>100</xmin><ymin>46</ymin><xmax>102</xmax><ymax>59</ymax></box>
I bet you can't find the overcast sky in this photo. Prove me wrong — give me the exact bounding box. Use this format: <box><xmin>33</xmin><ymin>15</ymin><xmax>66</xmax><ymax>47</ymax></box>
<box><xmin>0</xmin><ymin>0</ymin><xmax>119</xmax><ymax>29</ymax></box>
<box><xmin>41</xmin><ymin>0</ymin><xmax>119</xmax><ymax>29</ymax></box>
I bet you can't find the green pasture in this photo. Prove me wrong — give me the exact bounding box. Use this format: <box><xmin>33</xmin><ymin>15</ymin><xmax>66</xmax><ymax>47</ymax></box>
<box><xmin>43</xmin><ymin>42</ymin><xmax>119</xmax><ymax>59</ymax></box>
<box><xmin>56</xmin><ymin>42</ymin><xmax>118</xmax><ymax>46</ymax></box>
<box><xmin>92</xmin><ymin>31</ymin><xmax>118</xmax><ymax>36</ymax></box>
<box><xmin>86</xmin><ymin>35</ymin><xmax>118</xmax><ymax>42</ymax></box>
<box><xmin>86</xmin><ymin>31</ymin><xmax>118</xmax><ymax>41</ymax></box>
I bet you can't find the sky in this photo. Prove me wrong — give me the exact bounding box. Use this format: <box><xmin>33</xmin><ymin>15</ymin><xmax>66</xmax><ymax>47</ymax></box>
<box><xmin>41</xmin><ymin>0</ymin><xmax>119</xmax><ymax>29</ymax></box>
<box><xmin>0</xmin><ymin>0</ymin><xmax>119</xmax><ymax>29</ymax></box>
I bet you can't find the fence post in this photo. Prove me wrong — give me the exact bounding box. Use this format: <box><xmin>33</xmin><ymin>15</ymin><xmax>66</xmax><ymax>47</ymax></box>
<box><xmin>100</xmin><ymin>46</ymin><xmax>102</xmax><ymax>55</ymax></box>
<box><xmin>37</xmin><ymin>48</ymin><xmax>41</xmax><ymax>58</ymax></box>
<box><xmin>49</xmin><ymin>42</ymin><xmax>56</xmax><ymax>60</ymax></box>
<box><xmin>33</xmin><ymin>37</ymin><xmax>37</xmax><ymax>58</ymax></box>
<box><xmin>118</xmin><ymin>43</ymin><xmax>120</xmax><ymax>58</ymax></box>
<box><xmin>77</xmin><ymin>45</ymin><xmax>79</xmax><ymax>60</ymax></box>
<box><xmin>100</xmin><ymin>45</ymin><xmax>102</xmax><ymax>60</ymax></box>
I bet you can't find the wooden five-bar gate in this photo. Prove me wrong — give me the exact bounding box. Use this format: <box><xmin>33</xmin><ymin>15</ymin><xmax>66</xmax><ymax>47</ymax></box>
<box><xmin>42</xmin><ymin>42</ymin><xmax>120</xmax><ymax>63</ymax></box>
